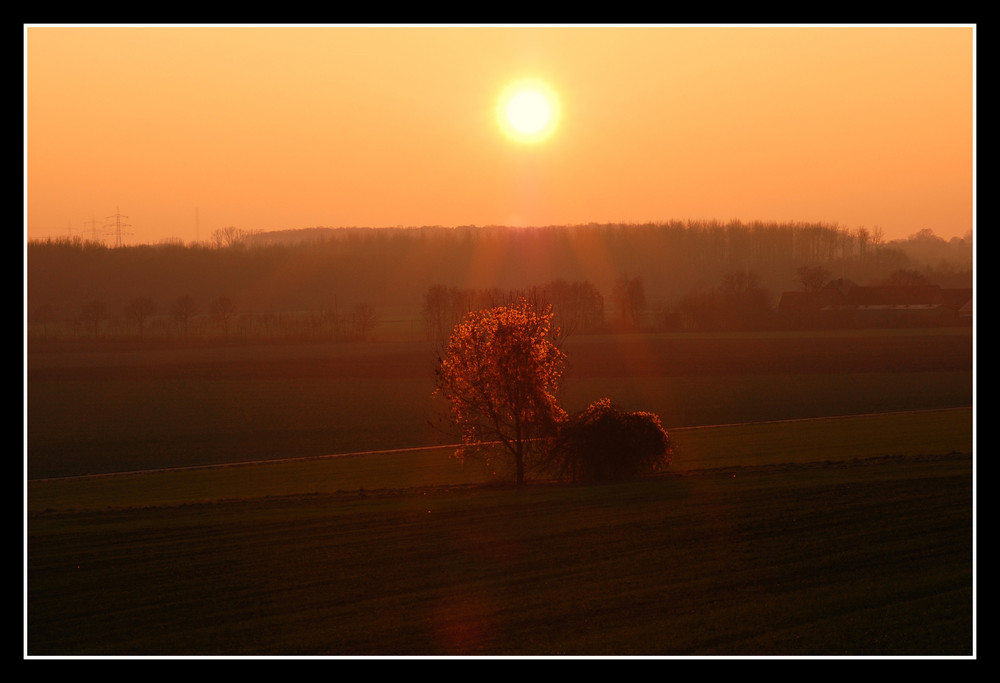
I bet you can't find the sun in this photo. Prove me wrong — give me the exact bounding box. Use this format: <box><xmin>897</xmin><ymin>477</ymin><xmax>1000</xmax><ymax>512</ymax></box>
<box><xmin>508</xmin><ymin>91</ymin><xmax>550</xmax><ymax>133</ymax></box>
<box><xmin>498</xmin><ymin>80</ymin><xmax>560</xmax><ymax>144</ymax></box>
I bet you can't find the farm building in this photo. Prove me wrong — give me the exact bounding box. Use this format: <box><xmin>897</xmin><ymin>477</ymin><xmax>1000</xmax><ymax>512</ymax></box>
<box><xmin>778</xmin><ymin>279</ymin><xmax>972</xmax><ymax>329</ymax></box>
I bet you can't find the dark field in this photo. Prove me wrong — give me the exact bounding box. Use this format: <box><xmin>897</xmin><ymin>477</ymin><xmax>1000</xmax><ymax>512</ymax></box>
<box><xmin>28</xmin><ymin>455</ymin><xmax>972</xmax><ymax>656</ymax></box>
<box><xmin>25</xmin><ymin>328</ymin><xmax>974</xmax><ymax>656</ymax></box>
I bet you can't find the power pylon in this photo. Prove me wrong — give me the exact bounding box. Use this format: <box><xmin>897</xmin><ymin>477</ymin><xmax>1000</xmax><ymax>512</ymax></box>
<box><xmin>104</xmin><ymin>206</ymin><xmax>133</xmax><ymax>247</ymax></box>
<box><xmin>81</xmin><ymin>215</ymin><xmax>102</xmax><ymax>243</ymax></box>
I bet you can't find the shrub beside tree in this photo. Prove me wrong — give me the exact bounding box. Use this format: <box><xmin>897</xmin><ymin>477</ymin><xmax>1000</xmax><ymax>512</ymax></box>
<box><xmin>434</xmin><ymin>300</ymin><xmax>673</xmax><ymax>487</ymax></box>
<box><xmin>548</xmin><ymin>398</ymin><xmax>672</xmax><ymax>483</ymax></box>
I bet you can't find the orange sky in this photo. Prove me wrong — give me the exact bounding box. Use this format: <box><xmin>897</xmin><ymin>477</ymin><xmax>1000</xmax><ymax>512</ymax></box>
<box><xmin>25</xmin><ymin>24</ymin><xmax>975</xmax><ymax>245</ymax></box>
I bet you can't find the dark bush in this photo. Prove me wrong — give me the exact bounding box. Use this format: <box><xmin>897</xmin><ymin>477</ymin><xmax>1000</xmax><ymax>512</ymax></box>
<box><xmin>549</xmin><ymin>398</ymin><xmax>672</xmax><ymax>483</ymax></box>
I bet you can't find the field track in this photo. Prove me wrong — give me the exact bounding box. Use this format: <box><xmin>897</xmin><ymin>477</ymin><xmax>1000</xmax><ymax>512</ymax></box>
<box><xmin>29</xmin><ymin>406</ymin><xmax>971</xmax><ymax>483</ymax></box>
<box><xmin>27</xmin><ymin>406</ymin><xmax>971</xmax><ymax>516</ymax></box>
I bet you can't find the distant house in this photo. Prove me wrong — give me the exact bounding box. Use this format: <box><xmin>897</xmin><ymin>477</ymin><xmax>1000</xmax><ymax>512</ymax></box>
<box><xmin>778</xmin><ymin>279</ymin><xmax>972</xmax><ymax>329</ymax></box>
<box><xmin>958</xmin><ymin>298</ymin><xmax>974</xmax><ymax>321</ymax></box>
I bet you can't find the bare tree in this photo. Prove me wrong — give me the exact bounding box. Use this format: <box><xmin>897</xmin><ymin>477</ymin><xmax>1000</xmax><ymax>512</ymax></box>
<box><xmin>29</xmin><ymin>303</ymin><xmax>55</xmax><ymax>338</ymax></box>
<box><xmin>544</xmin><ymin>279</ymin><xmax>605</xmax><ymax>336</ymax></box>
<box><xmin>211</xmin><ymin>226</ymin><xmax>248</xmax><ymax>248</ymax></box>
<box><xmin>612</xmin><ymin>274</ymin><xmax>646</xmax><ymax>330</ymax></box>
<box><xmin>171</xmin><ymin>294</ymin><xmax>198</xmax><ymax>339</ymax></box>
<box><xmin>795</xmin><ymin>265</ymin><xmax>832</xmax><ymax>292</ymax></box>
<box><xmin>79</xmin><ymin>300</ymin><xmax>107</xmax><ymax>341</ymax></box>
<box><xmin>211</xmin><ymin>296</ymin><xmax>236</xmax><ymax>339</ymax></box>
<box><xmin>422</xmin><ymin>285</ymin><xmax>452</xmax><ymax>341</ymax></box>
<box><xmin>885</xmin><ymin>269</ymin><xmax>928</xmax><ymax>287</ymax></box>
<box><xmin>125</xmin><ymin>296</ymin><xmax>157</xmax><ymax>341</ymax></box>
<box><xmin>719</xmin><ymin>270</ymin><xmax>773</xmax><ymax>330</ymax></box>
<box><xmin>350</xmin><ymin>302</ymin><xmax>379</xmax><ymax>341</ymax></box>
<box><xmin>214</xmin><ymin>225</ymin><xmax>261</xmax><ymax>248</ymax></box>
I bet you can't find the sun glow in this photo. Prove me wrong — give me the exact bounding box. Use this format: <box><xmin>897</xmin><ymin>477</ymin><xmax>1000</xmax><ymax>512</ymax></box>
<box><xmin>498</xmin><ymin>80</ymin><xmax>560</xmax><ymax>144</ymax></box>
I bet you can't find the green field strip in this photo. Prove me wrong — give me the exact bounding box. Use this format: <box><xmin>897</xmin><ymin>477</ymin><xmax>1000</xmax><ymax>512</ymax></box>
<box><xmin>27</xmin><ymin>408</ymin><xmax>972</xmax><ymax>514</ymax></box>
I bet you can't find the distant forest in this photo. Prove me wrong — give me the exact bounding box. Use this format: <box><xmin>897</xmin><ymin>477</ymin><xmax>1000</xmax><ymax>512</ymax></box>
<box><xmin>26</xmin><ymin>220</ymin><xmax>973</xmax><ymax>343</ymax></box>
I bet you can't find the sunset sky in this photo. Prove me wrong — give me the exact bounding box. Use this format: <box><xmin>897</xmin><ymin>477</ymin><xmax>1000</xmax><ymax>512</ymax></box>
<box><xmin>25</xmin><ymin>24</ymin><xmax>975</xmax><ymax>245</ymax></box>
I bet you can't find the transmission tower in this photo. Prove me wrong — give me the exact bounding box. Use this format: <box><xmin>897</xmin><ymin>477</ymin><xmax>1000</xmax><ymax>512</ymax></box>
<box><xmin>104</xmin><ymin>206</ymin><xmax>133</xmax><ymax>247</ymax></box>
<box><xmin>81</xmin><ymin>215</ymin><xmax>101</xmax><ymax>243</ymax></box>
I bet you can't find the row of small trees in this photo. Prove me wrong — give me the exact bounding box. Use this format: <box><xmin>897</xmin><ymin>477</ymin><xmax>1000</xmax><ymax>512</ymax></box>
<box><xmin>28</xmin><ymin>224</ymin><xmax>969</xmax><ymax>336</ymax></box>
<box><xmin>662</xmin><ymin>270</ymin><xmax>774</xmax><ymax>332</ymax></box>
<box><xmin>30</xmin><ymin>294</ymin><xmax>380</xmax><ymax>343</ymax></box>
<box><xmin>420</xmin><ymin>270</ymin><xmax>780</xmax><ymax>339</ymax></box>
<box><xmin>66</xmin><ymin>294</ymin><xmax>236</xmax><ymax>341</ymax></box>
<box><xmin>659</xmin><ymin>266</ymin><xmax>950</xmax><ymax>332</ymax></box>
<box><xmin>421</xmin><ymin>267</ymin><xmax>822</xmax><ymax>338</ymax></box>
<box><xmin>421</xmin><ymin>270</ymin><xmax>771</xmax><ymax>335</ymax></box>
<box><xmin>433</xmin><ymin>299</ymin><xmax>673</xmax><ymax>486</ymax></box>
<box><xmin>421</xmin><ymin>279</ymin><xmax>606</xmax><ymax>342</ymax></box>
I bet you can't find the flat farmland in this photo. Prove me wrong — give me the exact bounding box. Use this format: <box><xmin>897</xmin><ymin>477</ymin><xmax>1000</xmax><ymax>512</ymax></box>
<box><xmin>25</xmin><ymin>328</ymin><xmax>975</xmax><ymax>656</ymax></box>
<box><xmin>27</xmin><ymin>454</ymin><xmax>972</xmax><ymax>656</ymax></box>
<box><xmin>26</xmin><ymin>328</ymin><xmax>973</xmax><ymax>479</ymax></box>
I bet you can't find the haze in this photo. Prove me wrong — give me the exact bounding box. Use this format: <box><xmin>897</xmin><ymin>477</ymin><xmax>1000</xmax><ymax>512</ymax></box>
<box><xmin>25</xmin><ymin>24</ymin><xmax>974</xmax><ymax>244</ymax></box>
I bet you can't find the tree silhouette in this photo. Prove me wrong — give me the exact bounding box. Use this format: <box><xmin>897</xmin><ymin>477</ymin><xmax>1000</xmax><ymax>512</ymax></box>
<box><xmin>885</xmin><ymin>268</ymin><xmax>929</xmax><ymax>286</ymax></box>
<box><xmin>795</xmin><ymin>265</ymin><xmax>832</xmax><ymax>292</ymax></box>
<box><xmin>350</xmin><ymin>302</ymin><xmax>379</xmax><ymax>341</ymax></box>
<box><xmin>719</xmin><ymin>270</ymin><xmax>773</xmax><ymax>330</ymax></box>
<box><xmin>29</xmin><ymin>303</ymin><xmax>54</xmax><ymax>338</ymax></box>
<box><xmin>421</xmin><ymin>284</ymin><xmax>454</xmax><ymax>341</ymax></box>
<box><xmin>171</xmin><ymin>294</ymin><xmax>198</xmax><ymax>339</ymax></box>
<box><xmin>544</xmin><ymin>279</ymin><xmax>605</xmax><ymax>336</ymax></box>
<box><xmin>125</xmin><ymin>295</ymin><xmax>156</xmax><ymax>341</ymax></box>
<box><xmin>434</xmin><ymin>299</ymin><xmax>567</xmax><ymax>486</ymax></box>
<box><xmin>612</xmin><ymin>274</ymin><xmax>646</xmax><ymax>330</ymax></box>
<box><xmin>79</xmin><ymin>300</ymin><xmax>107</xmax><ymax>341</ymax></box>
<box><xmin>211</xmin><ymin>226</ymin><xmax>249</xmax><ymax>248</ymax></box>
<box><xmin>211</xmin><ymin>296</ymin><xmax>236</xmax><ymax>339</ymax></box>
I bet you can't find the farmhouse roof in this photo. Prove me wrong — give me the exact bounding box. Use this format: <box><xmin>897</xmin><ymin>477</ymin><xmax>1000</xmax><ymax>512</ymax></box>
<box><xmin>822</xmin><ymin>278</ymin><xmax>857</xmax><ymax>296</ymax></box>
<box><xmin>777</xmin><ymin>290</ymin><xmax>816</xmax><ymax>315</ymax></box>
<box><xmin>778</xmin><ymin>283</ymin><xmax>973</xmax><ymax>318</ymax></box>
<box><xmin>835</xmin><ymin>285</ymin><xmax>942</xmax><ymax>307</ymax></box>
<box><xmin>940</xmin><ymin>288</ymin><xmax>973</xmax><ymax>311</ymax></box>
